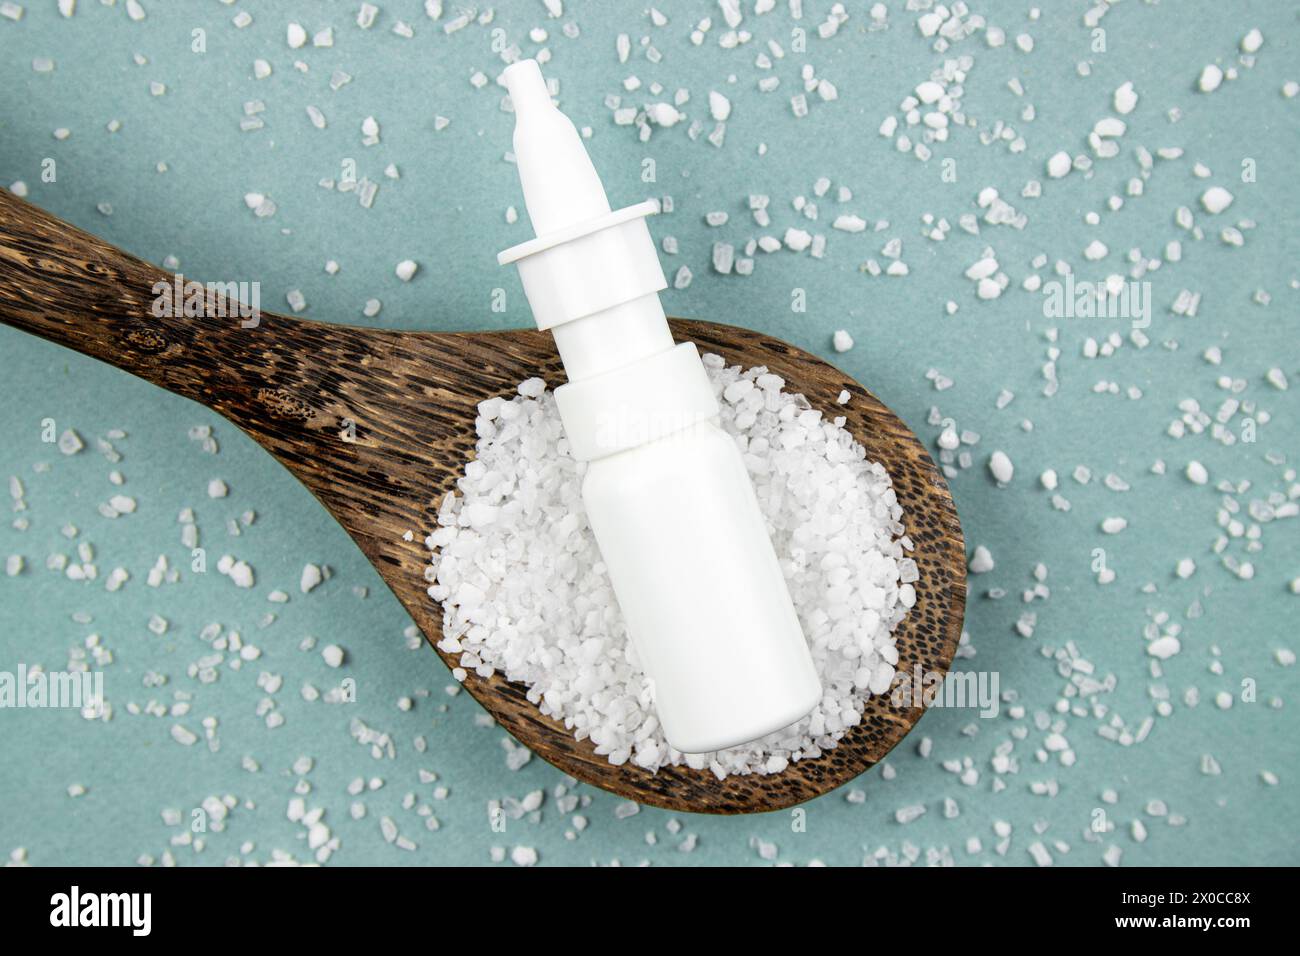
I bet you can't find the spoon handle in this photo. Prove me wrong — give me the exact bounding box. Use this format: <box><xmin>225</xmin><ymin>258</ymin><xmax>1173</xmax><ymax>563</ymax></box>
<box><xmin>0</xmin><ymin>190</ymin><xmax>476</xmax><ymax>459</ymax></box>
<box><xmin>0</xmin><ymin>188</ymin><xmax>539</xmax><ymax>535</ymax></box>
<box><xmin>0</xmin><ymin>189</ymin><xmax>268</xmax><ymax>407</ymax></box>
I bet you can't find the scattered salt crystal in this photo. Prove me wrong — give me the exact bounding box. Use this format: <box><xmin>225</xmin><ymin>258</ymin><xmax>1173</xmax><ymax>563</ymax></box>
<box><xmin>171</xmin><ymin>724</ymin><xmax>198</xmax><ymax>746</ymax></box>
<box><xmin>58</xmin><ymin>430</ymin><xmax>84</xmax><ymax>455</ymax></box>
<box><xmin>708</xmin><ymin>90</ymin><xmax>731</xmax><ymax>122</ymax></box>
<box><xmin>832</xmin><ymin>329</ymin><xmax>854</xmax><ymax>353</ymax></box>
<box><xmin>227</xmin><ymin>560</ymin><xmax>254</xmax><ymax>588</ymax></box>
<box><xmin>968</xmin><ymin>545</ymin><xmax>995</xmax><ymax>574</ymax></box>
<box><xmin>300</xmin><ymin>563</ymin><xmax>323</xmax><ymax>593</ymax></box>
<box><xmin>395</xmin><ymin>259</ymin><xmax>418</xmax><ymax>281</ymax></box>
<box><xmin>1148</xmin><ymin>635</ymin><xmax>1181</xmax><ymax>660</ymax></box>
<box><xmin>895</xmin><ymin>803</ymin><xmax>926</xmax><ymax>824</ymax></box>
<box><xmin>646</xmin><ymin>103</ymin><xmax>681</xmax><ymax>127</ymax></box>
<box><xmin>1113</xmin><ymin>82</ymin><xmax>1138</xmax><ymax>115</ymax></box>
<box><xmin>988</xmin><ymin>451</ymin><xmax>1014</xmax><ymax>485</ymax></box>
<box><xmin>510</xmin><ymin>845</ymin><xmax>538</xmax><ymax>866</ymax></box>
<box><xmin>783</xmin><ymin>228</ymin><xmax>812</xmax><ymax>251</ymax></box>
<box><xmin>1200</xmin><ymin>186</ymin><xmax>1234</xmax><ymax>214</ymax></box>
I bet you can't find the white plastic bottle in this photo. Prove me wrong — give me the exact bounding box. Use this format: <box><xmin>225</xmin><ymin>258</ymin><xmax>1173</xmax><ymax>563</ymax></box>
<box><xmin>498</xmin><ymin>60</ymin><xmax>822</xmax><ymax>754</ymax></box>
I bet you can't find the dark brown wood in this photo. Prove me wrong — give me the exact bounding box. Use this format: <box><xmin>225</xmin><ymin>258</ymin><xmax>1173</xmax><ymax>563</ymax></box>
<box><xmin>0</xmin><ymin>190</ymin><xmax>965</xmax><ymax>813</ymax></box>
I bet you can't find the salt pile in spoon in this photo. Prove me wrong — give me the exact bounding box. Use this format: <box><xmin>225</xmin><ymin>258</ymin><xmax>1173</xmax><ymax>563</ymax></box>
<box><xmin>423</xmin><ymin>353</ymin><xmax>915</xmax><ymax>778</ymax></box>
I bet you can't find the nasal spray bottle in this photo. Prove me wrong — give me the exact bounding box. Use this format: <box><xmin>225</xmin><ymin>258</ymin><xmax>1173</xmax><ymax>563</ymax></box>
<box><xmin>498</xmin><ymin>60</ymin><xmax>821</xmax><ymax>754</ymax></box>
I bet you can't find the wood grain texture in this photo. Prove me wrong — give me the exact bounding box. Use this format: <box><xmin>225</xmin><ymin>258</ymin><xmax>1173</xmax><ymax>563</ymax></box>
<box><xmin>0</xmin><ymin>190</ymin><xmax>966</xmax><ymax>813</ymax></box>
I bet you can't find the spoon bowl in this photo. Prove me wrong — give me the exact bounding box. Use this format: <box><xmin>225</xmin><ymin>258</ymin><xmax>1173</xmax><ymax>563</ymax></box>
<box><xmin>0</xmin><ymin>190</ymin><xmax>965</xmax><ymax>813</ymax></box>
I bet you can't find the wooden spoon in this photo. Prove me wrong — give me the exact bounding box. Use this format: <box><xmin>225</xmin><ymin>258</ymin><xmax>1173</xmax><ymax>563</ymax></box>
<box><xmin>0</xmin><ymin>190</ymin><xmax>965</xmax><ymax>814</ymax></box>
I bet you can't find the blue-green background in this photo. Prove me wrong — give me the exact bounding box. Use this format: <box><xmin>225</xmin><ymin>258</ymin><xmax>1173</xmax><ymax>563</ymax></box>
<box><xmin>1</xmin><ymin>1</ymin><xmax>1296</xmax><ymax>866</ymax></box>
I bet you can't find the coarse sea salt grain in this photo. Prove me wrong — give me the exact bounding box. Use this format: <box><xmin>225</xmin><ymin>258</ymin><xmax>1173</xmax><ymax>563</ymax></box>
<box><xmin>1200</xmin><ymin>186</ymin><xmax>1233</xmax><ymax>214</ymax></box>
<box><xmin>424</xmin><ymin>358</ymin><xmax>913</xmax><ymax>777</ymax></box>
<box><xmin>1046</xmin><ymin>151</ymin><xmax>1071</xmax><ymax>179</ymax></box>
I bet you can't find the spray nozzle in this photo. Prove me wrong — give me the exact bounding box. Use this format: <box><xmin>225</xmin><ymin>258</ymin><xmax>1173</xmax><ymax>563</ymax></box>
<box><xmin>503</xmin><ymin>59</ymin><xmax>612</xmax><ymax>236</ymax></box>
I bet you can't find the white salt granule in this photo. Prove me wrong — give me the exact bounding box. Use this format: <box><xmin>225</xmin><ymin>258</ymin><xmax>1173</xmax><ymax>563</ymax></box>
<box><xmin>300</xmin><ymin>563</ymin><xmax>323</xmax><ymax>593</ymax></box>
<box><xmin>58</xmin><ymin>429</ymin><xmax>83</xmax><ymax>455</ymax></box>
<box><xmin>1113</xmin><ymin>81</ymin><xmax>1138</xmax><ymax>115</ymax></box>
<box><xmin>708</xmin><ymin>90</ymin><xmax>731</xmax><ymax>121</ymax></box>
<box><xmin>171</xmin><ymin>724</ymin><xmax>198</xmax><ymax>746</ymax></box>
<box><xmin>1046</xmin><ymin>152</ymin><xmax>1071</xmax><ymax>178</ymax></box>
<box><xmin>1200</xmin><ymin>186</ymin><xmax>1233</xmax><ymax>214</ymax></box>
<box><xmin>832</xmin><ymin>329</ymin><xmax>854</xmax><ymax>352</ymax></box>
<box><xmin>988</xmin><ymin>450</ymin><xmax>1014</xmax><ymax>485</ymax></box>
<box><xmin>425</xmin><ymin>358</ymin><xmax>912</xmax><ymax>777</ymax></box>
<box><xmin>1148</xmin><ymin>635</ymin><xmax>1181</xmax><ymax>660</ymax></box>
<box><xmin>968</xmin><ymin>545</ymin><xmax>995</xmax><ymax>574</ymax></box>
<box><xmin>511</xmin><ymin>845</ymin><xmax>539</xmax><ymax>866</ymax></box>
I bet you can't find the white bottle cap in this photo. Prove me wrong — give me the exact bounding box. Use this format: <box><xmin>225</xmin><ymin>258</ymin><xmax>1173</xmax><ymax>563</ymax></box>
<box><xmin>498</xmin><ymin>60</ymin><xmax>667</xmax><ymax>334</ymax></box>
<box><xmin>498</xmin><ymin>60</ymin><xmax>717</xmax><ymax>464</ymax></box>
